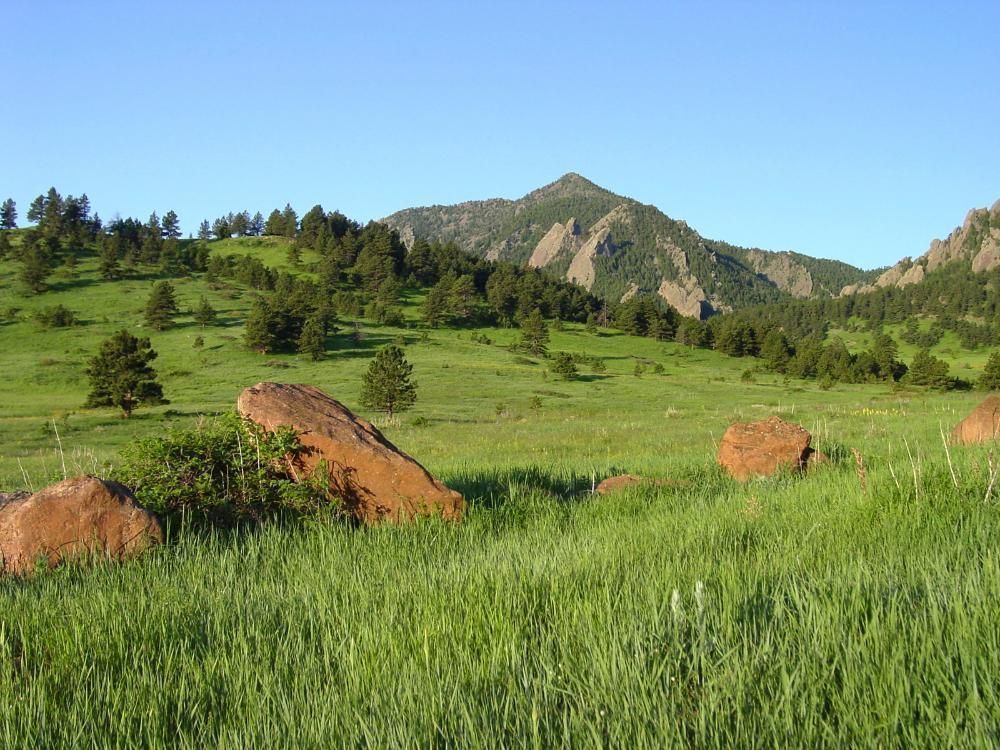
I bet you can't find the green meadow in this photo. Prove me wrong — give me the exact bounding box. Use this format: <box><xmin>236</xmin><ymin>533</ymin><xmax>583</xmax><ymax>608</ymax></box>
<box><xmin>1</xmin><ymin>245</ymin><xmax>999</xmax><ymax>747</ymax></box>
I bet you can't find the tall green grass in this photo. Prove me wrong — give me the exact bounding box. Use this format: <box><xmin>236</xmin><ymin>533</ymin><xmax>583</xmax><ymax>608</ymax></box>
<box><xmin>2</xmin><ymin>452</ymin><xmax>999</xmax><ymax>747</ymax></box>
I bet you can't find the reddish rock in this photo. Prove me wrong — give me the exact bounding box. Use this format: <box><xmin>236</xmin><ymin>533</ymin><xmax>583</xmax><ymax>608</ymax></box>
<box><xmin>952</xmin><ymin>396</ymin><xmax>1000</xmax><ymax>445</ymax></box>
<box><xmin>237</xmin><ymin>382</ymin><xmax>464</xmax><ymax>524</ymax></box>
<box><xmin>718</xmin><ymin>416</ymin><xmax>814</xmax><ymax>481</ymax></box>
<box><xmin>0</xmin><ymin>476</ymin><xmax>163</xmax><ymax>576</ymax></box>
<box><xmin>595</xmin><ymin>474</ymin><xmax>644</xmax><ymax>495</ymax></box>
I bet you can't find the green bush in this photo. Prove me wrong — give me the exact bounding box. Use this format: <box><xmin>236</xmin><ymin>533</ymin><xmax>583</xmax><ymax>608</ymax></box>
<box><xmin>118</xmin><ymin>413</ymin><xmax>339</xmax><ymax>527</ymax></box>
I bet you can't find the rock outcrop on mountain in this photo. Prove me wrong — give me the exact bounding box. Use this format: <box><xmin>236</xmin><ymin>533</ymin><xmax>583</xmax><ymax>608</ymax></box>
<box><xmin>384</xmin><ymin>174</ymin><xmax>873</xmax><ymax>319</ymax></box>
<box><xmin>841</xmin><ymin>201</ymin><xmax>1000</xmax><ymax>296</ymax></box>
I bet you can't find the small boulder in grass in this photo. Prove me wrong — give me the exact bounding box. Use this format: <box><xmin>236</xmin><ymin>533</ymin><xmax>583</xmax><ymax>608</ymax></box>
<box><xmin>595</xmin><ymin>474</ymin><xmax>644</xmax><ymax>495</ymax></box>
<box><xmin>718</xmin><ymin>415</ymin><xmax>822</xmax><ymax>481</ymax></box>
<box><xmin>951</xmin><ymin>396</ymin><xmax>1000</xmax><ymax>445</ymax></box>
<box><xmin>0</xmin><ymin>476</ymin><xmax>164</xmax><ymax>576</ymax></box>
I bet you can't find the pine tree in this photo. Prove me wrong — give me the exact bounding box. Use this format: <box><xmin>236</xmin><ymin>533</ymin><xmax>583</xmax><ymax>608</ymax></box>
<box><xmin>85</xmin><ymin>330</ymin><xmax>165</xmax><ymax>417</ymax></box>
<box><xmin>198</xmin><ymin>220</ymin><xmax>212</xmax><ymax>240</ymax></box>
<box><xmin>161</xmin><ymin>210</ymin><xmax>181</xmax><ymax>239</ymax></box>
<box><xmin>979</xmin><ymin>351</ymin><xmax>1000</xmax><ymax>391</ymax></box>
<box><xmin>422</xmin><ymin>280</ymin><xmax>450</xmax><ymax>327</ymax></box>
<box><xmin>244</xmin><ymin>297</ymin><xmax>277</xmax><ymax>353</ymax></box>
<box><xmin>0</xmin><ymin>198</ymin><xmax>16</xmax><ymax>230</ymax></box>
<box><xmin>26</xmin><ymin>194</ymin><xmax>46</xmax><ymax>224</ymax></box>
<box><xmin>904</xmin><ymin>348</ymin><xmax>952</xmax><ymax>389</ymax></box>
<box><xmin>517</xmin><ymin>309</ymin><xmax>549</xmax><ymax>357</ymax></box>
<box><xmin>144</xmin><ymin>281</ymin><xmax>180</xmax><ymax>330</ymax></box>
<box><xmin>550</xmin><ymin>352</ymin><xmax>578</xmax><ymax>380</ymax></box>
<box><xmin>193</xmin><ymin>296</ymin><xmax>218</xmax><ymax>327</ymax></box>
<box><xmin>297</xmin><ymin>314</ymin><xmax>326</xmax><ymax>360</ymax></box>
<box><xmin>360</xmin><ymin>344</ymin><xmax>417</xmax><ymax>419</ymax></box>
<box><xmin>20</xmin><ymin>241</ymin><xmax>52</xmax><ymax>293</ymax></box>
<box><xmin>264</xmin><ymin>209</ymin><xmax>284</xmax><ymax>236</ymax></box>
<box><xmin>249</xmin><ymin>211</ymin><xmax>265</xmax><ymax>236</ymax></box>
<box><xmin>141</xmin><ymin>212</ymin><xmax>162</xmax><ymax>264</ymax></box>
<box><xmin>280</xmin><ymin>204</ymin><xmax>298</xmax><ymax>238</ymax></box>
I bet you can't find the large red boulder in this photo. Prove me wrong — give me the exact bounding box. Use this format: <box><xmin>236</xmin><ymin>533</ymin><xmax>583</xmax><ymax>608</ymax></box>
<box><xmin>237</xmin><ymin>382</ymin><xmax>464</xmax><ymax>524</ymax></box>
<box><xmin>718</xmin><ymin>416</ymin><xmax>815</xmax><ymax>481</ymax></box>
<box><xmin>0</xmin><ymin>476</ymin><xmax>163</xmax><ymax>576</ymax></box>
<box><xmin>951</xmin><ymin>396</ymin><xmax>1000</xmax><ymax>445</ymax></box>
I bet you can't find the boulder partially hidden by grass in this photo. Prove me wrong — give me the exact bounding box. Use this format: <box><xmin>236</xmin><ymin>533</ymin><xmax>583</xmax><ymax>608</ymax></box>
<box><xmin>718</xmin><ymin>416</ymin><xmax>821</xmax><ymax>481</ymax></box>
<box><xmin>0</xmin><ymin>475</ymin><xmax>162</xmax><ymax>576</ymax></box>
<box><xmin>951</xmin><ymin>395</ymin><xmax>1000</xmax><ymax>444</ymax></box>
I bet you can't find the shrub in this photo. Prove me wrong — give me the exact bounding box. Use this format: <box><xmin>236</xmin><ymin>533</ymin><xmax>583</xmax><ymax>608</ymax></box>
<box><xmin>33</xmin><ymin>304</ymin><xmax>77</xmax><ymax>328</ymax></box>
<box><xmin>118</xmin><ymin>414</ymin><xmax>337</xmax><ymax>527</ymax></box>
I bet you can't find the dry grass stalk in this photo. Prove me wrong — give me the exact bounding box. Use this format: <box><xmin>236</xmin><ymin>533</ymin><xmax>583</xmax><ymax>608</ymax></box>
<box><xmin>851</xmin><ymin>448</ymin><xmax>868</xmax><ymax>495</ymax></box>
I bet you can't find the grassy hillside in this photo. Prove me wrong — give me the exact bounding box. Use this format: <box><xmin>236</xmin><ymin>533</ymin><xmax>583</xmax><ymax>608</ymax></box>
<box><xmin>2</xmin><ymin>240</ymin><xmax>999</xmax><ymax>746</ymax></box>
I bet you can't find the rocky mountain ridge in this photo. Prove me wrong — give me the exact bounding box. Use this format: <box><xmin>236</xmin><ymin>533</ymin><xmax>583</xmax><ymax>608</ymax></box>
<box><xmin>383</xmin><ymin>174</ymin><xmax>876</xmax><ymax>318</ymax></box>
<box><xmin>840</xmin><ymin>201</ymin><xmax>1000</xmax><ymax>296</ymax></box>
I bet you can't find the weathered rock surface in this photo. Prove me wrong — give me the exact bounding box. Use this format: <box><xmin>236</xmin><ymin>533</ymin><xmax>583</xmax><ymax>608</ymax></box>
<box><xmin>0</xmin><ymin>476</ymin><xmax>163</xmax><ymax>576</ymax></box>
<box><xmin>951</xmin><ymin>396</ymin><xmax>1000</xmax><ymax>445</ymax></box>
<box><xmin>718</xmin><ymin>416</ymin><xmax>815</xmax><ymax>480</ymax></box>
<box><xmin>237</xmin><ymin>382</ymin><xmax>464</xmax><ymax>523</ymax></box>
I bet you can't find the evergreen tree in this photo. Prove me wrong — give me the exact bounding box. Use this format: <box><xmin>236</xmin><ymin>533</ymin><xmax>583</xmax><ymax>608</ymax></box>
<box><xmin>249</xmin><ymin>211</ymin><xmax>265</xmax><ymax>236</ymax></box>
<box><xmin>193</xmin><ymin>296</ymin><xmax>218</xmax><ymax>327</ymax></box>
<box><xmin>141</xmin><ymin>212</ymin><xmax>163</xmax><ymax>263</ymax></box>
<box><xmin>98</xmin><ymin>238</ymin><xmax>123</xmax><ymax>280</ymax></box>
<box><xmin>85</xmin><ymin>330</ymin><xmax>165</xmax><ymax>418</ymax></box>
<box><xmin>360</xmin><ymin>344</ymin><xmax>417</xmax><ymax>419</ymax></box>
<box><xmin>297</xmin><ymin>314</ymin><xmax>327</xmax><ymax>360</ymax></box>
<box><xmin>978</xmin><ymin>351</ymin><xmax>1000</xmax><ymax>391</ymax></box>
<box><xmin>230</xmin><ymin>211</ymin><xmax>249</xmax><ymax>237</ymax></box>
<box><xmin>19</xmin><ymin>241</ymin><xmax>52</xmax><ymax>293</ymax></box>
<box><xmin>280</xmin><ymin>204</ymin><xmax>298</xmax><ymax>237</ymax></box>
<box><xmin>244</xmin><ymin>297</ymin><xmax>277</xmax><ymax>353</ymax></box>
<box><xmin>159</xmin><ymin>238</ymin><xmax>181</xmax><ymax>274</ymax></box>
<box><xmin>447</xmin><ymin>274</ymin><xmax>477</xmax><ymax>323</ymax></box>
<box><xmin>904</xmin><ymin>348</ymin><xmax>952</xmax><ymax>389</ymax></box>
<box><xmin>760</xmin><ymin>329</ymin><xmax>793</xmax><ymax>372</ymax></box>
<box><xmin>422</xmin><ymin>280</ymin><xmax>450</xmax><ymax>327</ymax></box>
<box><xmin>518</xmin><ymin>309</ymin><xmax>549</xmax><ymax>357</ymax></box>
<box><xmin>0</xmin><ymin>198</ymin><xmax>16</xmax><ymax>229</ymax></box>
<box><xmin>550</xmin><ymin>352</ymin><xmax>578</xmax><ymax>380</ymax></box>
<box><xmin>161</xmin><ymin>210</ymin><xmax>181</xmax><ymax>239</ymax></box>
<box><xmin>26</xmin><ymin>194</ymin><xmax>45</xmax><ymax>224</ymax></box>
<box><xmin>212</xmin><ymin>216</ymin><xmax>231</xmax><ymax>239</ymax></box>
<box><xmin>198</xmin><ymin>220</ymin><xmax>212</xmax><ymax>240</ymax></box>
<box><xmin>144</xmin><ymin>280</ymin><xmax>180</xmax><ymax>330</ymax></box>
<box><xmin>264</xmin><ymin>209</ymin><xmax>284</xmax><ymax>236</ymax></box>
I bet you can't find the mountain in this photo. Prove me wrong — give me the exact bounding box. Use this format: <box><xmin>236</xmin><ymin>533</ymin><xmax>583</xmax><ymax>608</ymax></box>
<box><xmin>840</xmin><ymin>200</ymin><xmax>1000</xmax><ymax>296</ymax></box>
<box><xmin>383</xmin><ymin>173</ymin><xmax>876</xmax><ymax>318</ymax></box>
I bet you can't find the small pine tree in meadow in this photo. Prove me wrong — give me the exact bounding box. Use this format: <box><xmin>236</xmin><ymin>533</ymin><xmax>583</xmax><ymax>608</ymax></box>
<box><xmin>360</xmin><ymin>344</ymin><xmax>417</xmax><ymax>420</ymax></box>
<box><xmin>550</xmin><ymin>352</ymin><xmax>578</xmax><ymax>380</ymax></box>
<box><xmin>518</xmin><ymin>309</ymin><xmax>549</xmax><ymax>357</ymax></box>
<box><xmin>244</xmin><ymin>297</ymin><xmax>277</xmax><ymax>354</ymax></box>
<box><xmin>144</xmin><ymin>281</ymin><xmax>180</xmax><ymax>330</ymax></box>
<box><xmin>298</xmin><ymin>314</ymin><xmax>327</xmax><ymax>360</ymax></box>
<box><xmin>85</xmin><ymin>330</ymin><xmax>165</xmax><ymax>417</ymax></box>
<box><xmin>193</xmin><ymin>296</ymin><xmax>218</xmax><ymax>327</ymax></box>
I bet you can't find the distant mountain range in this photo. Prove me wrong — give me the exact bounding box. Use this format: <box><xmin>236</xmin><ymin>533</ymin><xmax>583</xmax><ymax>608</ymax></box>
<box><xmin>383</xmin><ymin>173</ymin><xmax>881</xmax><ymax>318</ymax></box>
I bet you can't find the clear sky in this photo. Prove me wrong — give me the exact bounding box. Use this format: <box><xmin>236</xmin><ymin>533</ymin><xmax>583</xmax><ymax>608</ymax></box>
<box><xmin>3</xmin><ymin>0</ymin><xmax>998</xmax><ymax>269</ymax></box>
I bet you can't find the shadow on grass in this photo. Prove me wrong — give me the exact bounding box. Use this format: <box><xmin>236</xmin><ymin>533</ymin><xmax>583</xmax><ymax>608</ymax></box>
<box><xmin>447</xmin><ymin>466</ymin><xmax>591</xmax><ymax>509</ymax></box>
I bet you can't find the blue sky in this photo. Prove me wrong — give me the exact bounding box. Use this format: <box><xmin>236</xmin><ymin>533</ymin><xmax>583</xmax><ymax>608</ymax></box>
<box><xmin>3</xmin><ymin>0</ymin><xmax>998</xmax><ymax>269</ymax></box>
